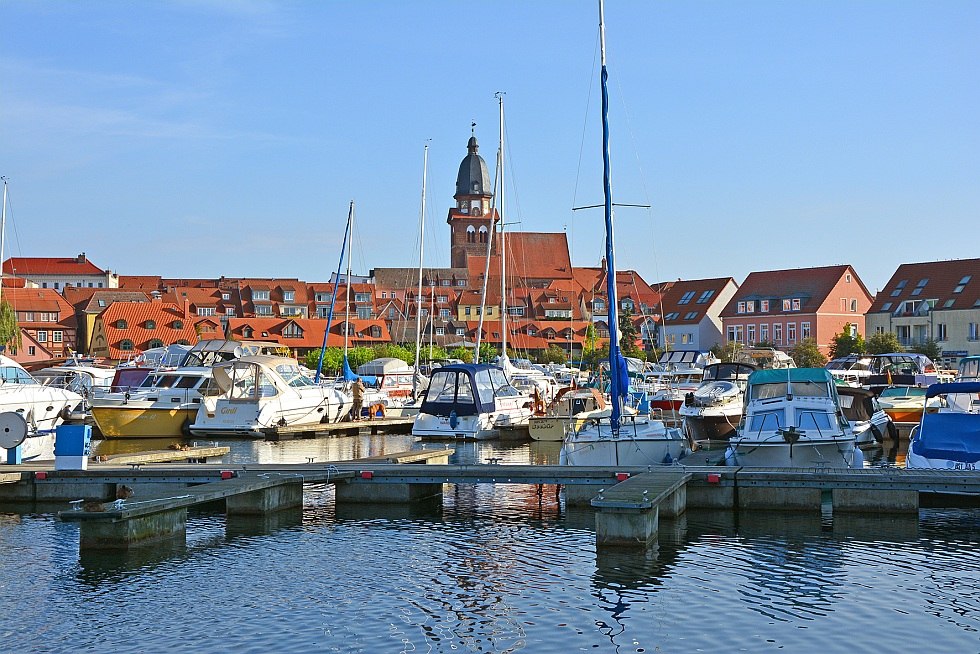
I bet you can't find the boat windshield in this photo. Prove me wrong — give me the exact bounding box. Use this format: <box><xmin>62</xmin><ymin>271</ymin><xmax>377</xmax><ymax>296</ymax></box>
<box><xmin>425</xmin><ymin>371</ymin><xmax>475</xmax><ymax>405</ymax></box>
<box><xmin>746</xmin><ymin>409</ymin><xmax>784</xmax><ymax>431</ymax></box>
<box><xmin>275</xmin><ymin>365</ymin><xmax>315</xmax><ymax>388</ymax></box>
<box><xmin>489</xmin><ymin>367</ymin><xmax>522</xmax><ymax>397</ymax></box>
<box><xmin>0</xmin><ymin>366</ymin><xmax>38</xmax><ymax>385</ymax></box>
<box><xmin>751</xmin><ymin>381</ymin><xmax>831</xmax><ymax>400</ymax></box>
<box><xmin>474</xmin><ymin>369</ymin><xmax>496</xmax><ymax>405</ymax></box>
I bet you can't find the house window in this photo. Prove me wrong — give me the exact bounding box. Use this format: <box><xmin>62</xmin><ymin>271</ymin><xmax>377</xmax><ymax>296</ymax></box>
<box><xmin>115</xmin><ymin>319</ymin><xmax>128</xmax><ymax>329</ymax></box>
<box><xmin>792</xmin><ymin>299</ymin><xmax>801</xmax><ymax>311</ymax></box>
<box><xmin>486</xmin><ymin>307</ymin><xmax>493</xmax><ymax>315</ymax></box>
<box><xmin>147</xmin><ymin>339</ymin><xmax>164</xmax><ymax>348</ymax></box>
<box><xmin>508</xmin><ymin>307</ymin><xmax>524</xmax><ymax>316</ymax></box>
<box><xmin>440</xmin><ymin>309</ymin><xmax>450</xmax><ymax>318</ymax></box>
<box><xmin>747</xmin><ymin>325</ymin><xmax>756</xmax><ymax>344</ymax></box>
<box><xmin>787</xmin><ymin>323</ymin><xmax>797</xmax><ymax>343</ymax></box>
<box><xmin>944</xmin><ymin>299</ymin><xmax>955</xmax><ymax>308</ymax></box>
<box><xmin>746</xmin><ymin>301</ymin><xmax>754</xmax><ymax>313</ymax></box>
<box><xmin>970</xmin><ymin>323</ymin><xmax>979</xmax><ymax>341</ymax></box>
<box><xmin>357</xmin><ymin>307</ymin><xmax>371</xmax><ymax>319</ymax></box>
<box><xmin>882</xmin><ymin>302</ymin><xmax>892</xmax><ymax>312</ymax></box>
<box><xmin>737</xmin><ymin>301</ymin><xmax>746</xmax><ymax>314</ymax></box>
<box><xmin>850</xmin><ymin>299</ymin><xmax>857</xmax><ymax>312</ymax></box>
<box><xmin>370</xmin><ymin>326</ymin><xmax>381</xmax><ymax>338</ymax></box>
<box><xmin>256</xmin><ymin>305</ymin><xmax>273</xmax><ymax>316</ymax></box>
<box><xmin>437</xmin><ymin>295</ymin><xmax>448</xmax><ymax>304</ymax></box>
<box><xmin>226</xmin><ymin>308</ymin><xmax>236</xmax><ymax>316</ymax></box>
<box><xmin>727</xmin><ymin>325</ymin><xmax>744</xmax><ymax>343</ymax></box>
<box><xmin>283</xmin><ymin>291</ymin><xmax>295</xmax><ymax>302</ymax></box>
<box><xmin>198</xmin><ymin>307</ymin><xmax>215</xmax><ymax>316</ymax></box>
<box><xmin>954</xmin><ymin>276</ymin><xmax>971</xmax><ymax>294</ymax></box>
<box><xmin>760</xmin><ymin>300</ymin><xmax>769</xmax><ymax>312</ymax></box>
<box><xmin>936</xmin><ymin>324</ymin><xmax>947</xmax><ymax>341</ymax></box>
<box><xmin>355</xmin><ymin>293</ymin><xmax>371</xmax><ymax>303</ymax></box>
<box><xmin>801</xmin><ymin>322</ymin><xmax>811</xmax><ymax>339</ymax></box>
<box><xmin>381</xmin><ymin>292</ymin><xmax>387</xmax><ymax>299</ymax></box>
<box><xmin>782</xmin><ymin>299</ymin><xmax>791</xmax><ymax>311</ymax></box>
<box><xmin>243</xmin><ymin>327</ymin><xmax>254</xmax><ymax>338</ymax></box>
<box><xmin>678</xmin><ymin>291</ymin><xmax>696</xmax><ymax>305</ymax></box>
<box><xmin>456</xmin><ymin>328</ymin><xmax>466</xmax><ymax>336</ymax></box>
<box><xmin>696</xmin><ymin>290</ymin><xmax>714</xmax><ymax>304</ymax></box>
<box><xmin>172</xmin><ymin>320</ymin><xmax>184</xmax><ymax>329</ymax></box>
<box><xmin>456</xmin><ymin>280</ymin><xmax>466</xmax><ymax>287</ymax></box>
<box><xmin>465</xmin><ymin>306</ymin><xmax>472</xmax><ymax>316</ymax></box>
<box><xmin>28</xmin><ymin>346</ymin><xmax>35</xmax><ymax>356</ymax></box>
<box><xmin>98</xmin><ymin>299</ymin><xmax>106</xmax><ymax>307</ymax></box>
<box><xmin>890</xmin><ymin>280</ymin><xmax>907</xmax><ymax>297</ymax></box>
<box><xmin>684</xmin><ymin>312</ymin><xmax>698</xmax><ymax>320</ymax></box>
<box><xmin>222</xmin><ymin>293</ymin><xmax>230</xmax><ymax>301</ymax></box>
<box><xmin>119</xmin><ymin>339</ymin><xmax>134</xmax><ymax>351</ymax></box>
<box><xmin>252</xmin><ymin>290</ymin><xmax>270</xmax><ymax>301</ymax></box>
<box><xmin>420</xmin><ymin>309</ymin><xmax>428</xmax><ymax>317</ymax></box>
<box><xmin>845</xmin><ymin>273</ymin><xmax>852</xmax><ymax>283</ymax></box>
<box><xmin>593</xmin><ymin>300</ymin><xmax>605</xmax><ymax>311</ymax></box>
<box><xmin>773</xmin><ymin>323</ymin><xmax>783</xmax><ymax>344</ymax></box>
<box><xmin>388</xmin><ymin>308</ymin><xmax>396</xmax><ymax>319</ymax></box>
<box><xmin>53</xmin><ymin>331</ymin><xmax>63</xmax><ymax>343</ymax></box>
<box><xmin>145</xmin><ymin>320</ymin><xmax>156</xmax><ymax>329</ymax></box>
<box><xmin>760</xmin><ymin>324</ymin><xmax>769</xmax><ymax>342</ymax></box>
<box><xmin>283</xmin><ymin>323</ymin><xmax>303</xmax><ymax>338</ymax></box>
<box><xmin>37</xmin><ymin>331</ymin><xmax>48</xmax><ymax>343</ymax></box>
<box><xmin>435</xmin><ymin>327</ymin><xmax>445</xmax><ymax>336</ymax></box>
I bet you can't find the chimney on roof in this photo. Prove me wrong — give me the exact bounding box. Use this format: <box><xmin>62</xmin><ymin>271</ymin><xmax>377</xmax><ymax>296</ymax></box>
<box><xmin>77</xmin><ymin>252</ymin><xmax>86</xmax><ymax>263</ymax></box>
<box><xmin>150</xmin><ymin>290</ymin><xmax>162</xmax><ymax>302</ymax></box>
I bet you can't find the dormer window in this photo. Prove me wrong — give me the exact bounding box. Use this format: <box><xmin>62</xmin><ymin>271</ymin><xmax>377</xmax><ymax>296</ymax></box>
<box><xmin>145</xmin><ymin>320</ymin><xmax>156</xmax><ymax>329</ymax></box>
<box><xmin>172</xmin><ymin>320</ymin><xmax>184</xmax><ymax>329</ymax></box>
<box><xmin>115</xmin><ymin>319</ymin><xmax>128</xmax><ymax>329</ymax></box>
<box><xmin>283</xmin><ymin>290</ymin><xmax>295</xmax><ymax>302</ymax></box>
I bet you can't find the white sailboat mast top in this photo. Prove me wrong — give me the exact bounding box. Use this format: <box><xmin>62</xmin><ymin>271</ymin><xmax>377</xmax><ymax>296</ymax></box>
<box><xmin>343</xmin><ymin>202</ymin><xmax>355</xmax><ymax>358</ymax></box>
<box><xmin>413</xmin><ymin>144</ymin><xmax>428</xmax><ymax>378</ymax></box>
<box><xmin>497</xmin><ymin>92</ymin><xmax>508</xmax><ymax>357</ymax></box>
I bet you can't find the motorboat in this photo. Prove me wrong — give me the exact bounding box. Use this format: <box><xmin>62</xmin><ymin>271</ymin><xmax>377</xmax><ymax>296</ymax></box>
<box><xmin>956</xmin><ymin>356</ymin><xmax>980</xmax><ymax>382</ymax></box>
<box><xmin>906</xmin><ymin>381</ymin><xmax>980</xmax><ymax>470</ymax></box>
<box><xmin>528</xmin><ymin>387</ymin><xmax>605</xmax><ymax>442</ymax></box>
<box><xmin>190</xmin><ymin>355</ymin><xmax>351</xmax><ymax>438</ymax></box>
<box><xmin>32</xmin><ymin>362</ymin><xmax>117</xmax><ymax>421</ymax></box>
<box><xmin>861</xmin><ymin>352</ymin><xmax>943</xmax><ymax>393</ymax></box>
<box><xmin>825</xmin><ymin>354</ymin><xmax>872</xmax><ymax>387</ymax></box>
<box><xmin>875</xmin><ymin>385</ymin><xmax>940</xmax><ymax>426</ymax></box>
<box><xmin>411</xmin><ymin>364</ymin><xmax>533</xmax><ymax>440</ymax></box>
<box><xmin>353</xmin><ymin>357</ymin><xmax>427</xmax><ymax>418</ymax></box>
<box><xmin>0</xmin><ymin>356</ymin><xmax>85</xmax><ymax>462</ymax></box>
<box><xmin>736</xmin><ymin>346</ymin><xmax>796</xmax><ymax>371</ymax></box>
<box><xmin>646</xmin><ymin>370</ymin><xmax>704</xmax><ymax>415</ymax></box>
<box><xmin>90</xmin><ymin>339</ymin><xmax>284</xmax><ymax>438</ymax></box>
<box><xmin>837</xmin><ymin>385</ymin><xmax>897</xmax><ymax>445</ymax></box>
<box><xmin>725</xmin><ymin>368</ymin><xmax>862</xmax><ymax>468</ymax></box>
<box><xmin>678</xmin><ymin>361</ymin><xmax>757</xmax><ymax>443</ymax></box>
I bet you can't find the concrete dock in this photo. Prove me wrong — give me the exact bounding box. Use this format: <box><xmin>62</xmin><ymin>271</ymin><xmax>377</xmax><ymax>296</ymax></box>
<box><xmin>261</xmin><ymin>416</ymin><xmax>414</xmax><ymax>440</ymax></box>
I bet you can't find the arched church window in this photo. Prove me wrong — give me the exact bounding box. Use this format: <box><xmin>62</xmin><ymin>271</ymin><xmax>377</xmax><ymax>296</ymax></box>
<box><xmin>466</xmin><ymin>226</ymin><xmax>476</xmax><ymax>243</ymax></box>
<box><xmin>478</xmin><ymin>226</ymin><xmax>488</xmax><ymax>244</ymax></box>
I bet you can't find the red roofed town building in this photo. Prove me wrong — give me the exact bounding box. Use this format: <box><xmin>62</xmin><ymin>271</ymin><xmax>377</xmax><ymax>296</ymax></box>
<box><xmin>658</xmin><ymin>277</ymin><xmax>738</xmax><ymax>352</ymax></box>
<box><xmin>866</xmin><ymin>258</ymin><xmax>980</xmax><ymax>367</ymax></box>
<box><xmin>3</xmin><ymin>253</ymin><xmax>118</xmax><ymax>291</ymax></box>
<box><xmin>225</xmin><ymin>317</ymin><xmax>390</xmax><ymax>359</ymax></box>
<box><xmin>62</xmin><ymin>288</ymin><xmax>151</xmax><ymax>354</ymax></box>
<box><xmin>89</xmin><ymin>301</ymin><xmax>202</xmax><ymax>362</ymax></box>
<box><xmin>720</xmin><ymin>265</ymin><xmax>873</xmax><ymax>356</ymax></box>
<box><xmin>2</xmin><ymin>288</ymin><xmax>77</xmax><ymax>364</ymax></box>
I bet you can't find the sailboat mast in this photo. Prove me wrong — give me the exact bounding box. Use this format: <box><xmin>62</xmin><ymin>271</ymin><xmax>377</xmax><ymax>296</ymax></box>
<box><xmin>314</xmin><ymin>201</ymin><xmax>354</xmax><ymax>384</ymax></box>
<box><xmin>412</xmin><ymin>144</ymin><xmax>428</xmax><ymax>396</ymax></box>
<box><xmin>0</xmin><ymin>178</ymin><xmax>6</xmax><ymax>306</ymax></box>
<box><xmin>599</xmin><ymin>0</ymin><xmax>623</xmax><ymax>435</ymax></box>
<box><xmin>497</xmin><ymin>92</ymin><xmax>508</xmax><ymax>359</ymax></box>
<box><xmin>343</xmin><ymin>203</ymin><xmax>355</xmax><ymax>360</ymax></box>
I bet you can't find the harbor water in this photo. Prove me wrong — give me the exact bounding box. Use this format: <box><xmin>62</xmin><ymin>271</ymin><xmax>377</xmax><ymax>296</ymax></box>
<box><xmin>1</xmin><ymin>436</ymin><xmax>978</xmax><ymax>653</ymax></box>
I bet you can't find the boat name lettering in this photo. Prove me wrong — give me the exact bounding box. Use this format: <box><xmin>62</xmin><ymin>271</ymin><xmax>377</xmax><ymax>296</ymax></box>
<box><xmin>220</xmin><ymin>407</ymin><xmax>238</xmax><ymax>415</ymax></box>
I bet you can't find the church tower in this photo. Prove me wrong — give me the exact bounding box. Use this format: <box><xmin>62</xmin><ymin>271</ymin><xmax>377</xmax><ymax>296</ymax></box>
<box><xmin>447</xmin><ymin>133</ymin><xmax>498</xmax><ymax>269</ymax></box>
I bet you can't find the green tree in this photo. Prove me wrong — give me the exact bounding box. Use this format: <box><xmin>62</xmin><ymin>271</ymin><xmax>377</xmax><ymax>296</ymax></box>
<box><xmin>866</xmin><ymin>332</ymin><xmax>903</xmax><ymax>354</ymax></box>
<box><xmin>304</xmin><ymin>347</ymin><xmax>344</xmax><ymax>375</ymax></box>
<box><xmin>448</xmin><ymin>346</ymin><xmax>473</xmax><ymax>363</ymax></box>
<box><xmin>754</xmin><ymin>340</ymin><xmax>778</xmax><ymax>350</ymax></box>
<box><xmin>789</xmin><ymin>338</ymin><xmax>828</xmax><ymax>368</ymax></box>
<box><xmin>475</xmin><ymin>342</ymin><xmax>497</xmax><ymax>364</ymax></box>
<box><xmin>618</xmin><ymin>307</ymin><xmax>643</xmax><ymax>359</ymax></box>
<box><xmin>710</xmin><ymin>341</ymin><xmax>743</xmax><ymax>363</ymax></box>
<box><xmin>829</xmin><ymin>324</ymin><xmax>866</xmax><ymax>359</ymax></box>
<box><xmin>539</xmin><ymin>344</ymin><xmax>569</xmax><ymax>364</ymax></box>
<box><xmin>371</xmin><ymin>343</ymin><xmax>414</xmax><ymax>365</ymax></box>
<box><xmin>909</xmin><ymin>339</ymin><xmax>942</xmax><ymax>361</ymax></box>
<box><xmin>0</xmin><ymin>301</ymin><xmax>20</xmax><ymax>354</ymax></box>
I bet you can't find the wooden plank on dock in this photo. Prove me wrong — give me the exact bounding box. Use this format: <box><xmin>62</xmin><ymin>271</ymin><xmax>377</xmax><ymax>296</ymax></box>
<box><xmin>356</xmin><ymin>448</ymin><xmax>454</xmax><ymax>464</ymax></box>
<box><xmin>98</xmin><ymin>447</ymin><xmax>231</xmax><ymax>466</ymax></box>
<box><xmin>261</xmin><ymin>417</ymin><xmax>414</xmax><ymax>440</ymax></box>
<box><xmin>591</xmin><ymin>470</ymin><xmax>692</xmax><ymax>509</ymax></box>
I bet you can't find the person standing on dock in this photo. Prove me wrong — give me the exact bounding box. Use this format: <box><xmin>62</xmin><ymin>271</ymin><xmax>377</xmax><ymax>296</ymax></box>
<box><xmin>351</xmin><ymin>378</ymin><xmax>365</xmax><ymax>421</ymax></box>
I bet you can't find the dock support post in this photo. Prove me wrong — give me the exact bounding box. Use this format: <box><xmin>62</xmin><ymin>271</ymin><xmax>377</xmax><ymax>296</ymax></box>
<box><xmin>79</xmin><ymin>508</ymin><xmax>188</xmax><ymax>549</ymax></box>
<box><xmin>335</xmin><ymin>480</ymin><xmax>444</xmax><ymax>504</ymax></box>
<box><xmin>563</xmin><ymin>484</ymin><xmax>601</xmax><ymax>507</ymax></box>
<box><xmin>595</xmin><ymin>505</ymin><xmax>658</xmax><ymax>548</ymax></box>
<box><xmin>225</xmin><ymin>479</ymin><xmax>303</xmax><ymax>514</ymax></box>
<box><xmin>832</xmin><ymin>488</ymin><xmax>918</xmax><ymax>514</ymax></box>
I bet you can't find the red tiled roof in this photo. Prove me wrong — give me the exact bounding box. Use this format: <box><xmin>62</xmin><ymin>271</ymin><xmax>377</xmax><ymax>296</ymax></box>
<box><xmin>869</xmin><ymin>258</ymin><xmax>980</xmax><ymax>313</ymax></box>
<box><xmin>720</xmin><ymin>265</ymin><xmax>868</xmax><ymax>317</ymax></box>
<box><xmin>3</xmin><ymin>288</ymin><xmax>75</xmax><ymax>326</ymax></box>
<box><xmin>466</xmin><ymin>232</ymin><xmax>573</xmax><ymax>283</ymax></box>
<box><xmin>659</xmin><ymin>277</ymin><xmax>735</xmax><ymax>325</ymax></box>
<box><xmin>97</xmin><ymin>302</ymin><xmax>199</xmax><ymax>359</ymax></box>
<box><xmin>3</xmin><ymin>255</ymin><xmax>105</xmax><ymax>276</ymax></box>
<box><xmin>118</xmin><ymin>275</ymin><xmax>164</xmax><ymax>289</ymax></box>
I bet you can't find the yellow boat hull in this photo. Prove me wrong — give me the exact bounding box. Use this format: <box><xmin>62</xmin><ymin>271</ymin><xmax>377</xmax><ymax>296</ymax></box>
<box><xmin>92</xmin><ymin>405</ymin><xmax>197</xmax><ymax>439</ymax></box>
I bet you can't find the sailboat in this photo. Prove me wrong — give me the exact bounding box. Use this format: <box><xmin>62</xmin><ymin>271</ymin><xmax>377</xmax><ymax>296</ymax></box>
<box><xmin>412</xmin><ymin>99</ymin><xmax>534</xmax><ymax>440</ymax></box>
<box><xmin>559</xmin><ymin>3</ymin><xmax>689</xmax><ymax>466</ymax></box>
<box><xmin>0</xmin><ymin>179</ymin><xmax>85</xmax><ymax>461</ymax></box>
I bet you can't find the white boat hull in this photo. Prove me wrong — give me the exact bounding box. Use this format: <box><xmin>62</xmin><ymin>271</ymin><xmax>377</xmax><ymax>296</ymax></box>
<box><xmin>561</xmin><ymin>417</ymin><xmax>689</xmax><ymax>467</ymax></box>
<box><xmin>725</xmin><ymin>437</ymin><xmax>860</xmax><ymax>468</ymax></box>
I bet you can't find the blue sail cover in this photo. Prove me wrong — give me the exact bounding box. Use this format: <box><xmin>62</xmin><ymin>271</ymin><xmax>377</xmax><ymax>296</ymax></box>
<box><xmin>342</xmin><ymin>356</ymin><xmax>376</xmax><ymax>385</ymax></box>
<box><xmin>911</xmin><ymin>381</ymin><xmax>980</xmax><ymax>463</ymax></box>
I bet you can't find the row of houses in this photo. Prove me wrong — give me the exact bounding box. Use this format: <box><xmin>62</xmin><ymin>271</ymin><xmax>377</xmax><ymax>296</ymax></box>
<box><xmin>2</xmin><ymin>254</ymin><xmax>977</xmax><ymax>368</ymax></box>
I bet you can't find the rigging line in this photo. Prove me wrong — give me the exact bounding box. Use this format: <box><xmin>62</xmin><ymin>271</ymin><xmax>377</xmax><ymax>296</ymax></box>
<box><xmin>571</xmin><ymin>25</ymin><xmax>602</xmax><ymax>214</ymax></box>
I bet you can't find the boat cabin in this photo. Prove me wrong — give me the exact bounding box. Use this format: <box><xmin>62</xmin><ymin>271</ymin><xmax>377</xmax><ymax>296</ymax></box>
<box><xmin>420</xmin><ymin>364</ymin><xmax>521</xmax><ymax>417</ymax></box>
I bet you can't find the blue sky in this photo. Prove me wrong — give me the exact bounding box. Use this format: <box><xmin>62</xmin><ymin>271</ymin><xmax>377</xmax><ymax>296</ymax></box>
<box><xmin>2</xmin><ymin>1</ymin><xmax>977</xmax><ymax>294</ymax></box>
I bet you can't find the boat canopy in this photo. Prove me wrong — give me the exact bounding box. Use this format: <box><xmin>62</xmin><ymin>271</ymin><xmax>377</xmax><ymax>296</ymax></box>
<box><xmin>420</xmin><ymin>364</ymin><xmax>519</xmax><ymax>417</ymax></box>
<box><xmin>180</xmin><ymin>339</ymin><xmax>285</xmax><ymax>368</ymax></box>
<box><xmin>357</xmin><ymin>357</ymin><xmax>412</xmax><ymax>376</ymax></box>
<box><xmin>702</xmin><ymin>362</ymin><xmax>756</xmax><ymax>381</ymax></box>
<box><xmin>957</xmin><ymin>356</ymin><xmax>980</xmax><ymax>381</ymax></box>
<box><xmin>924</xmin><ymin>381</ymin><xmax>980</xmax><ymax>399</ymax></box>
<box><xmin>911</xmin><ymin>410</ymin><xmax>980</xmax><ymax>463</ymax></box>
<box><xmin>748</xmin><ymin>368</ymin><xmax>835</xmax><ymax>400</ymax></box>
<box><xmin>658</xmin><ymin>350</ymin><xmax>716</xmax><ymax>368</ymax></box>
<box><xmin>837</xmin><ymin>386</ymin><xmax>877</xmax><ymax>421</ymax></box>
<box><xmin>749</xmin><ymin>368</ymin><xmax>833</xmax><ymax>385</ymax></box>
<box><xmin>212</xmin><ymin>355</ymin><xmax>315</xmax><ymax>397</ymax></box>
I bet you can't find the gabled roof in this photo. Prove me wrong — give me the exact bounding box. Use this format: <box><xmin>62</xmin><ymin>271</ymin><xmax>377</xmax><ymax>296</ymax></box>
<box><xmin>118</xmin><ymin>275</ymin><xmax>164</xmax><ymax>289</ymax></box>
<box><xmin>66</xmin><ymin>289</ymin><xmax>151</xmax><ymax>313</ymax></box>
<box><xmin>868</xmin><ymin>258</ymin><xmax>980</xmax><ymax>313</ymax></box>
<box><xmin>2</xmin><ymin>288</ymin><xmax>76</xmax><ymax>326</ymax></box>
<box><xmin>720</xmin><ymin>265</ymin><xmax>867</xmax><ymax>318</ymax></box>
<box><xmin>466</xmin><ymin>232</ymin><xmax>573</xmax><ymax>283</ymax></box>
<box><xmin>226</xmin><ymin>317</ymin><xmax>389</xmax><ymax>349</ymax></box>
<box><xmin>3</xmin><ymin>255</ymin><xmax>105</xmax><ymax>276</ymax></box>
